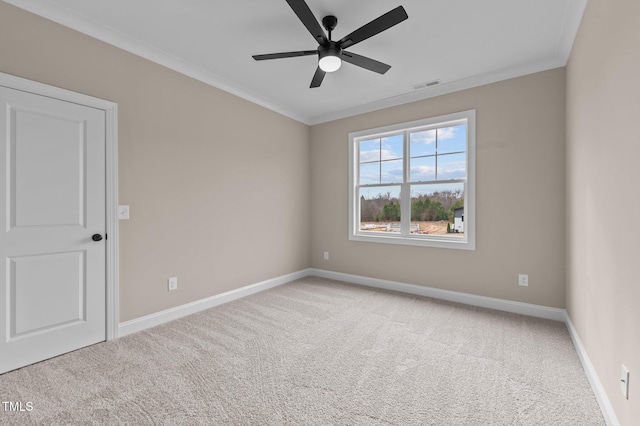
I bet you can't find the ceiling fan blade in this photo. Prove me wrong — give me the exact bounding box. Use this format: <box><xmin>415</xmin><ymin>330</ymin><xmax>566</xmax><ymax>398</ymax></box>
<box><xmin>253</xmin><ymin>50</ymin><xmax>317</xmax><ymax>61</ymax></box>
<box><xmin>338</xmin><ymin>6</ymin><xmax>408</xmax><ymax>49</ymax></box>
<box><xmin>310</xmin><ymin>66</ymin><xmax>326</xmax><ymax>88</ymax></box>
<box><xmin>286</xmin><ymin>0</ymin><xmax>329</xmax><ymax>46</ymax></box>
<box><xmin>342</xmin><ymin>51</ymin><xmax>391</xmax><ymax>74</ymax></box>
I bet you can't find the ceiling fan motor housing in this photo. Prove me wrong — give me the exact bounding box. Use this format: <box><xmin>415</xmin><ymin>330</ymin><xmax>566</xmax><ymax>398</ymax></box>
<box><xmin>318</xmin><ymin>42</ymin><xmax>342</xmax><ymax>61</ymax></box>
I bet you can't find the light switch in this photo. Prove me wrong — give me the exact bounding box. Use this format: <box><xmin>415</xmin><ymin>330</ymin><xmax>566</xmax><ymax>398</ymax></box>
<box><xmin>118</xmin><ymin>205</ymin><xmax>130</xmax><ymax>220</ymax></box>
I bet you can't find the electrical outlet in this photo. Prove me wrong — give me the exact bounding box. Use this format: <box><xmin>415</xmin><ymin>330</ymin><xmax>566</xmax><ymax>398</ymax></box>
<box><xmin>621</xmin><ymin>365</ymin><xmax>629</xmax><ymax>399</ymax></box>
<box><xmin>518</xmin><ymin>274</ymin><xmax>528</xmax><ymax>287</ymax></box>
<box><xmin>323</xmin><ymin>251</ymin><xmax>329</xmax><ymax>260</ymax></box>
<box><xmin>168</xmin><ymin>277</ymin><xmax>178</xmax><ymax>291</ymax></box>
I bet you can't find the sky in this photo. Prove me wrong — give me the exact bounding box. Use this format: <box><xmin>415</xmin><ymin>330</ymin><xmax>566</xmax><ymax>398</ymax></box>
<box><xmin>359</xmin><ymin>124</ymin><xmax>467</xmax><ymax>186</ymax></box>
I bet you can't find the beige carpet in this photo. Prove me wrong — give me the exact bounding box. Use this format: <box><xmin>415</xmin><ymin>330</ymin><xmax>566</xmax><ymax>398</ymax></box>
<box><xmin>0</xmin><ymin>277</ymin><xmax>604</xmax><ymax>425</ymax></box>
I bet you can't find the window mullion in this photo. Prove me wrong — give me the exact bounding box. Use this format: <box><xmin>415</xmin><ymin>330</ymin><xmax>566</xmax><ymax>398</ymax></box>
<box><xmin>401</xmin><ymin>130</ymin><xmax>411</xmax><ymax>236</ymax></box>
<box><xmin>435</xmin><ymin>128</ymin><xmax>438</xmax><ymax>181</ymax></box>
<box><xmin>378</xmin><ymin>137</ymin><xmax>383</xmax><ymax>184</ymax></box>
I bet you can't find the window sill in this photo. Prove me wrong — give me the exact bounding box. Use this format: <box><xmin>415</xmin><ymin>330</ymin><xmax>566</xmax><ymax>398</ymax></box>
<box><xmin>349</xmin><ymin>232</ymin><xmax>475</xmax><ymax>250</ymax></box>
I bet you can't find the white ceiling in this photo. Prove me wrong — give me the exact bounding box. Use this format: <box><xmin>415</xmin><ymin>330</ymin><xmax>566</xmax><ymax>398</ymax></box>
<box><xmin>5</xmin><ymin>0</ymin><xmax>587</xmax><ymax>124</ymax></box>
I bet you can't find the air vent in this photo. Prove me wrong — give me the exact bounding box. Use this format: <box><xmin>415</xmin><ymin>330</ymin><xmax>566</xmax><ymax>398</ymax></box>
<box><xmin>411</xmin><ymin>80</ymin><xmax>440</xmax><ymax>90</ymax></box>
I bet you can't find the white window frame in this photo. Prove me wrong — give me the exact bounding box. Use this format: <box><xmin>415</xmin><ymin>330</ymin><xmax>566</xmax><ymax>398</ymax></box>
<box><xmin>348</xmin><ymin>110</ymin><xmax>476</xmax><ymax>250</ymax></box>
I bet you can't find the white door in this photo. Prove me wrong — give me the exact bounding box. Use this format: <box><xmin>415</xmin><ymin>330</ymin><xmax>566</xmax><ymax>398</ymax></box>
<box><xmin>0</xmin><ymin>85</ymin><xmax>106</xmax><ymax>374</ymax></box>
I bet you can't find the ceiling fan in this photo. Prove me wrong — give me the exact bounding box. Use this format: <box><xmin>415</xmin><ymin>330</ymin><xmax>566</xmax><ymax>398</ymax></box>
<box><xmin>252</xmin><ymin>0</ymin><xmax>408</xmax><ymax>88</ymax></box>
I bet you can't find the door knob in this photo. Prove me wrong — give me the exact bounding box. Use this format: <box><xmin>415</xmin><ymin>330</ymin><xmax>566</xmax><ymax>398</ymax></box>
<box><xmin>92</xmin><ymin>234</ymin><xmax>103</xmax><ymax>242</ymax></box>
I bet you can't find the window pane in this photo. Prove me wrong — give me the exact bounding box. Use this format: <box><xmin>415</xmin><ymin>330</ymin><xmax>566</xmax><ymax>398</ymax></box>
<box><xmin>381</xmin><ymin>159</ymin><xmax>403</xmax><ymax>183</ymax></box>
<box><xmin>359</xmin><ymin>139</ymin><xmax>380</xmax><ymax>163</ymax></box>
<box><xmin>381</xmin><ymin>134</ymin><xmax>403</xmax><ymax>160</ymax></box>
<box><xmin>410</xmin><ymin>182</ymin><xmax>464</xmax><ymax>236</ymax></box>
<box><xmin>359</xmin><ymin>162</ymin><xmax>380</xmax><ymax>185</ymax></box>
<box><xmin>437</xmin><ymin>153</ymin><xmax>466</xmax><ymax>180</ymax></box>
<box><xmin>437</xmin><ymin>125</ymin><xmax>466</xmax><ymax>154</ymax></box>
<box><xmin>410</xmin><ymin>129</ymin><xmax>436</xmax><ymax>157</ymax></box>
<box><xmin>410</xmin><ymin>156</ymin><xmax>436</xmax><ymax>182</ymax></box>
<box><xmin>359</xmin><ymin>186</ymin><xmax>401</xmax><ymax>234</ymax></box>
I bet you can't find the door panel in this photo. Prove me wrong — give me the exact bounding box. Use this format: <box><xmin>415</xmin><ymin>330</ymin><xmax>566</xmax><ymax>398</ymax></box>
<box><xmin>10</xmin><ymin>108</ymin><xmax>86</xmax><ymax>228</ymax></box>
<box><xmin>10</xmin><ymin>251</ymin><xmax>85</xmax><ymax>337</ymax></box>
<box><xmin>0</xmin><ymin>85</ymin><xmax>106</xmax><ymax>374</ymax></box>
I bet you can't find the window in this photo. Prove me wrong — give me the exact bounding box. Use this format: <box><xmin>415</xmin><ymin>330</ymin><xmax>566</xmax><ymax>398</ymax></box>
<box><xmin>349</xmin><ymin>110</ymin><xmax>475</xmax><ymax>250</ymax></box>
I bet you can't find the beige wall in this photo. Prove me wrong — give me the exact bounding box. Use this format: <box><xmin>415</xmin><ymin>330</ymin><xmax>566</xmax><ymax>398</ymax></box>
<box><xmin>3</xmin><ymin>0</ymin><xmax>637</xmax><ymax>421</ymax></box>
<box><xmin>566</xmin><ymin>0</ymin><xmax>640</xmax><ymax>423</ymax></box>
<box><xmin>310</xmin><ymin>68</ymin><xmax>567</xmax><ymax>308</ymax></box>
<box><xmin>0</xmin><ymin>3</ymin><xmax>310</xmax><ymax>322</ymax></box>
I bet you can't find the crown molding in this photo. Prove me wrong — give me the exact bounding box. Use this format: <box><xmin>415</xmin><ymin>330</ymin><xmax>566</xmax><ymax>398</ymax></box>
<box><xmin>555</xmin><ymin>0</ymin><xmax>589</xmax><ymax>61</ymax></box>
<box><xmin>308</xmin><ymin>57</ymin><xmax>567</xmax><ymax>125</ymax></box>
<box><xmin>3</xmin><ymin>0</ymin><xmax>311</xmax><ymax>124</ymax></box>
<box><xmin>4</xmin><ymin>0</ymin><xmax>586</xmax><ymax>126</ymax></box>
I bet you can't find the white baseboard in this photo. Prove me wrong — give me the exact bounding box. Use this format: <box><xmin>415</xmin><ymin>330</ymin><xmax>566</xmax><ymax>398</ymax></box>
<box><xmin>311</xmin><ymin>269</ymin><xmax>617</xmax><ymax>424</ymax></box>
<box><xmin>309</xmin><ymin>268</ymin><xmax>566</xmax><ymax>321</ymax></box>
<box><xmin>117</xmin><ymin>267</ymin><xmax>615</xmax><ymax>424</ymax></box>
<box><xmin>564</xmin><ymin>313</ymin><xmax>619</xmax><ymax>426</ymax></box>
<box><xmin>118</xmin><ymin>269</ymin><xmax>312</xmax><ymax>337</ymax></box>
<box><xmin>119</xmin><ymin>267</ymin><xmax>565</xmax><ymax>337</ymax></box>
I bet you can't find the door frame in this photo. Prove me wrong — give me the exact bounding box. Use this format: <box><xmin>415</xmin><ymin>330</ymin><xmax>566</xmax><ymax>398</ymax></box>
<box><xmin>0</xmin><ymin>72</ymin><xmax>119</xmax><ymax>340</ymax></box>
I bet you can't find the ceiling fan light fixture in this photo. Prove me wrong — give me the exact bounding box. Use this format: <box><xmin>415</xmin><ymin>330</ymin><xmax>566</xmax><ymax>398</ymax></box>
<box><xmin>319</xmin><ymin>55</ymin><xmax>341</xmax><ymax>72</ymax></box>
<box><xmin>318</xmin><ymin>45</ymin><xmax>342</xmax><ymax>72</ymax></box>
